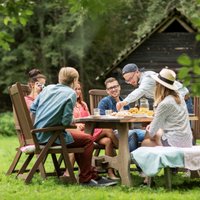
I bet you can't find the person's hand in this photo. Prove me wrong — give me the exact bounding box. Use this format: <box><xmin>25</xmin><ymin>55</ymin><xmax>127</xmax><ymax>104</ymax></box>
<box><xmin>116</xmin><ymin>101</ymin><xmax>127</xmax><ymax>111</ymax></box>
<box><xmin>145</xmin><ymin>124</ymin><xmax>150</xmax><ymax>132</ymax></box>
<box><xmin>77</xmin><ymin>123</ymin><xmax>85</xmax><ymax>131</ymax></box>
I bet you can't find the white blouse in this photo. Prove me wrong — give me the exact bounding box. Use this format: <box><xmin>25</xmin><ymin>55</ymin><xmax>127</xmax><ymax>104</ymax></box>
<box><xmin>149</xmin><ymin>95</ymin><xmax>193</xmax><ymax>147</ymax></box>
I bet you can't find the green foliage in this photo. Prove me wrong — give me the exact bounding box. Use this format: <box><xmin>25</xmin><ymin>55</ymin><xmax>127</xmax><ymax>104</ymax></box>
<box><xmin>0</xmin><ymin>31</ymin><xmax>14</xmax><ymax>50</ymax></box>
<box><xmin>177</xmin><ymin>56</ymin><xmax>200</xmax><ymax>95</ymax></box>
<box><xmin>0</xmin><ymin>0</ymin><xmax>200</xmax><ymax>108</ymax></box>
<box><xmin>68</xmin><ymin>0</ymin><xmax>123</xmax><ymax>19</ymax></box>
<box><xmin>177</xmin><ymin>0</ymin><xmax>200</xmax><ymax>96</ymax></box>
<box><xmin>0</xmin><ymin>112</ymin><xmax>15</xmax><ymax>136</ymax></box>
<box><xmin>0</xmin><ymin>0</ymin><xmax>34</xmax><ymax>50</ymax></box>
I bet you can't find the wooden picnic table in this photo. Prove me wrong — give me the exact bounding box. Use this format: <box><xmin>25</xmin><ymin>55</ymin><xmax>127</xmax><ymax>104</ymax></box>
<box><xmin>74</xmin><ymin>115</ymin><xmax>198</xmax><ymax>187</ymax></box>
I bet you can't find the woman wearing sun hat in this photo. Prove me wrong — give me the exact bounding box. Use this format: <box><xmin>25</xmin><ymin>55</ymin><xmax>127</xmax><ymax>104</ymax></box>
<box><xmin>141</xmin><ymin>68</ymin><xmax>193</xmax><ymax>148</ymax></box>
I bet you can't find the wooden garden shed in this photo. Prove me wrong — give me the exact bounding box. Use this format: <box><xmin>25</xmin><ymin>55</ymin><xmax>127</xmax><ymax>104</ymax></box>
<box><xmin>96</xmin><ymin>8</ymin><xmax>200</xmax><ymax>140</ymax></box>
<box><xmin>97</xmin><ymin>8</ymin><xmax>200</xmax><ymax>97</ymax></box>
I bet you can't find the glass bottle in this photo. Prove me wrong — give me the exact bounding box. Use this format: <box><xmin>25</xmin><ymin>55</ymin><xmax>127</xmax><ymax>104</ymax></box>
<box><xmin>139</xmin><ymin>98</ymin><xmax>149</xmax><ymax>113</ymax></box>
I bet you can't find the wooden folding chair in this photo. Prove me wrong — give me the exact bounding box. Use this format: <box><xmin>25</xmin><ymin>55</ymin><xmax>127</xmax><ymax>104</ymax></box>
<box><xmin>89</xmin><ymin>89</ymin><xmax>108</xmax><ymax>157</ymax></box>
<box><xmin>6</xmin><ymin>84</ymin><xmax>31</xmax><ymax>175</ymax></box>
<box><xmin>89</xmin><ymin>89</ymin><xmax>107</xmax><ymax>115</ymax></box>
<box><xmin>7</xmin><ymin>82</ymin><xmax>84</xmax><ymax>184</ymax></box>
<box><xmin>89</xmin><ymin>89</ymin><xmax>118</xmax><ymax>172</ymax></box>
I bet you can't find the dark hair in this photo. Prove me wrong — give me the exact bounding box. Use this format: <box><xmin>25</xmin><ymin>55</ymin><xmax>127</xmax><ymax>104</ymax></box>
<box><xmin>27</xmin><ymin>68</ymin><xmax>46</xmax><ymax>83</ymax></box>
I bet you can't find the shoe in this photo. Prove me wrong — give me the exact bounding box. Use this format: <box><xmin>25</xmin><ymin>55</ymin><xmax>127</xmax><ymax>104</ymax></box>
<box><xmin>107</xmin><ymin>175</ymin><xmax>120</xmax><ymax>181</ymax></box>
<box><xmin>81</xmin><ymin>179</ymin><xmax>99</xmax><ymax>187</ymax></box>
<box><xmin>96</xmin><ymin>177</ymin><xmax>118</xmax><ymax>186</ymax></box>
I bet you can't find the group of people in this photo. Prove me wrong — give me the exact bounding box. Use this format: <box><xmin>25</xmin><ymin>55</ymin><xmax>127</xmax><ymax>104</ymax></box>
<box><xmin>24</xmin><ymin>63</ymin><xmax>193</xmax><ymax>187</ymax></box>
<box><xmin>25</xmin><ymin>67</ymin><xmax>118</xmax><ymax>187</ymax></box>
<box><xmin>116</xmin><ymin>63</ymin><xmax>193</xmax><ymax>148</ymax></box>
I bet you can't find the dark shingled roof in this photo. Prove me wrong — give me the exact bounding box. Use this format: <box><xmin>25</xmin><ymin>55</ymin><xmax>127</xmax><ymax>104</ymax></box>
<box><xmin>96</xmin><ymin>8</ymin><xmax>197</xmax><ymax>80</ymax></box>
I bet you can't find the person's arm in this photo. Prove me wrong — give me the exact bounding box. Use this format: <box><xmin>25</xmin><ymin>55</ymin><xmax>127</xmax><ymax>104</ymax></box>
<box><xmin>62</xmin><ymin>93</ymin><xmax>76</xmax><ymax>126</ymax></box>
<box><xmin>116</xmin><ymin>75</ymin><xmax>155</xmax><ymax>111</ymax></box>
<box><xmin>148</xmin><ymin>102</ymin><xmax>169</xmax><ymax>137</ymax></box>
<box><xmin>125</xmin><ymin>76</ymin><xmax>155</xmax><ymax>103</ymax></box>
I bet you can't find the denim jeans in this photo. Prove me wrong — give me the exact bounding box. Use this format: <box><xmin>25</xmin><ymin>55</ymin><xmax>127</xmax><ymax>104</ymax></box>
<box><xmin>128</xmin><ymin>129</ymin><xmax>146</xmax><ymax>152</ymax></box>
<box><xmin>185</xmin><ymin>97</ymin><xmax>193</xmax><ymax>114</ymax></box>
<box><xmin>114</xmin><ymin>129</ymin><xmax>146</xmax><ymax>152</ymax></box>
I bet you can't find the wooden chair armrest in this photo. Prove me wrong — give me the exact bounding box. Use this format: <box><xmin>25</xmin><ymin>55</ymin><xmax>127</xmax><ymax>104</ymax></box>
<box><xmin>31</xmin><ymin>125</ymin><xmax>77</xmax><ymax>134</ymax></box>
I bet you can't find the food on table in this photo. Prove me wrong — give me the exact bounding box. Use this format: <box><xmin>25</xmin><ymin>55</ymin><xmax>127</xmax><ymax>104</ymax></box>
<box><xmin>146</xmin><ymin>110</ymin><xmax>154</xmax><ymax>116</ymax></box>
<box><xmin>129</xmin><ymin>107</ymin><xmax>154</xmax><ymax>116</ymax></box>
<box><xmin>111</xmin><ymin>111</ymin><xmax>132</xmax><ymax>117</ymax></box>
<box><xmin>129</xmin><ymin>107</ymin><xmax>139</xmax><ymax>113</ymax></box>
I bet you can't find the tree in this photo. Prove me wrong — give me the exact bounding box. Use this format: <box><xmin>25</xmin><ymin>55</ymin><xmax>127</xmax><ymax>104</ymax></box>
<box><xmin>177</xmin><ymin>0</ymin><xmax>200</xmax><ymax>96</ymax></box>
<box><xmin>0</xmin><ymin>0</ymin><xmax>34</xmax><ymax>50</ymax></box>
<box><xmin>0</xmin><ymin>0</ymin><xmax>200</xmax><ymax>111</ymax></box>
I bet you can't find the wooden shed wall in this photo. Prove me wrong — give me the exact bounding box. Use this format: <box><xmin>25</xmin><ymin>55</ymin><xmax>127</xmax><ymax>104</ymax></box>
<box><xmin>108</xmin><ymin>32</ymin><xmax>200</xmax><ymax>98</ymax></box>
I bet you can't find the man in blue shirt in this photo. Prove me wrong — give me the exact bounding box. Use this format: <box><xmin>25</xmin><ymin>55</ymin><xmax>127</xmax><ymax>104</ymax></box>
<box><xmin>98</xmin><ymin>77</ymin><xmax>145</xmax><ymax>152</ymax></box>
<box><xmin>30</xmin><ymin>67</ymin><xmax>117</xmax><ymax>187</ymax></box>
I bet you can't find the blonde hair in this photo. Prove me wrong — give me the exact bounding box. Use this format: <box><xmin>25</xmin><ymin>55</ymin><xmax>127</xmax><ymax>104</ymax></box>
<box><xmin>58</xmin><ymin>67</ymin><xmax>79</xmax><ymax>86</ymax></box>
<box><xmin>154</xmin><ymin>82</ymin><xmax>181</xmax><ymax>107</ymax></box>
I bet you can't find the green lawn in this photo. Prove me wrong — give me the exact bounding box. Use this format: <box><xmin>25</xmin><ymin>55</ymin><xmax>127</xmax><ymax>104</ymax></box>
<box><xmin>0</xmin><ymin>135</ymin><xmax>200</xmax><ymax>200</ymax></box>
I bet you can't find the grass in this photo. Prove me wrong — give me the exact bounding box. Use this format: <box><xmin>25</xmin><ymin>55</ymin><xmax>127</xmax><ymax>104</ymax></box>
<box><xmin>1</xmin><ymin>135</ymin><xmax>200</xmax><ymax>200</ymax></box>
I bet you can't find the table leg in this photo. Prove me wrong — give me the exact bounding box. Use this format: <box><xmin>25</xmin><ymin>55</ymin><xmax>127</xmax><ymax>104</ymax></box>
<box><xmin>117</xmin><ymin>123</ymin><xmax>132</xmax><ymax>186</ymax></box>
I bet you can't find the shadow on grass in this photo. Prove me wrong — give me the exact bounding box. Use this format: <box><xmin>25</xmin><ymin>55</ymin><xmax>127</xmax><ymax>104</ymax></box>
<box><xmin>129</xmin><ymin>171</ymin><xmax>200</xmax><ymax>191</ymax></box>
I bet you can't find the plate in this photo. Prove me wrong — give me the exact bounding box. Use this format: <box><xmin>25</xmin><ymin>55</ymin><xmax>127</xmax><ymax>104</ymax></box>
<box><xmin>102</xmin><ymin>115</ymin><xmax>125</xmax><ymax>119</ymax></box>
<box><xmin>132</xmin><ymin>113</ymin><xmax>148</xmax><ymax>117</ymax></box>
<box><xmin>90</xmin><ymin>115</ymin><xmax>130</xmax><ymax>119</ymax></box>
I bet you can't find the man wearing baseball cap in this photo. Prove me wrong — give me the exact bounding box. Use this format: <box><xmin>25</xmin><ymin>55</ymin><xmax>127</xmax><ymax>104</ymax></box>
<box><xmin>116</xmin><ymin>63</ymin><xmax>192</xmax><ymax>112</ymax></box>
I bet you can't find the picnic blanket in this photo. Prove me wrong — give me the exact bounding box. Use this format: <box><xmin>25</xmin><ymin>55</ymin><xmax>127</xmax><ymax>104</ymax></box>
<box><xmin>131</xmin><ymin>146</ymin><xmax>200</xmax><ymax>176</ymax></box>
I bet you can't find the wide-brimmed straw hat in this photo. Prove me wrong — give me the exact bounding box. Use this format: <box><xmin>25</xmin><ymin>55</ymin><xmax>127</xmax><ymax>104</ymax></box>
<box><xmin>151</xmin><ymin>68</ymin><xmax>178</xmax><ymax>90</ymax></box>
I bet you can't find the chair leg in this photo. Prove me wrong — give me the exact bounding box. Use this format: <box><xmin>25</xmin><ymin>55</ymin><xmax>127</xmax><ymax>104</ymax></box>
<box><xmin>51</xmin><ymin>154</ymin><xmax>63</xmax><ymax>177</ymax></box>
<box><xmin>17</xmin><ymin>153</ymin><xmax>34</xmax><ymax>177</ymax></box>
<box><xmin>57</xmin><ymin>154</ymin><xmax>63</xmax><ymax>168</ymax></box>
<box><xmin>37</xmin><ymin>154</ymin><xmax>47</xmax><ymax>179</ymax></box>
<box><xmin>24</xmin><ymin>134</ymin><xmax>58</xmax><ymax>184</ymax></box>
<box><xmin>59</xmin><ymin>134</ymin><xmax>77</xmax><ymax>183</ymax></box>
<box><xmin>6</xmin><ymin>150</ymin><xmax>22</xmax><ymax>175</ymax></box>
<box><xmin>164</xmin><ymin>167</ymin><xmax>172</xmax><ymax>190</ymax></box>
<box><xmin>94</xmin><ymin>149</ymin><xmax>101</xmax><ymax>156</ymax></box>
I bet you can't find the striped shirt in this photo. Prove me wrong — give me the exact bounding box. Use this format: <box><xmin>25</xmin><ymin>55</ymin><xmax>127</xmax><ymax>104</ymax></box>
<box><xmin>149</xmin><ymin>95</ymin><xmax>193</xmax><ymax>147</ymax></box>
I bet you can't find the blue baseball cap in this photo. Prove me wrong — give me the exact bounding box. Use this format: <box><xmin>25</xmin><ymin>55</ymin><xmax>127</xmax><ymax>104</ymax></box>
<box><xmin>122</xmin><ymin>63</ymin><xmax>138</xmax><ymax>75</ymax></box>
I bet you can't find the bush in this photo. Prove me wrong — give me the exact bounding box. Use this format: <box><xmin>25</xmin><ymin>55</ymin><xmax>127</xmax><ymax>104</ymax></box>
<box><xmin>0</xmin><ymin>112</ymin><xmax>15</xmax><ymax>136</ymax></box>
